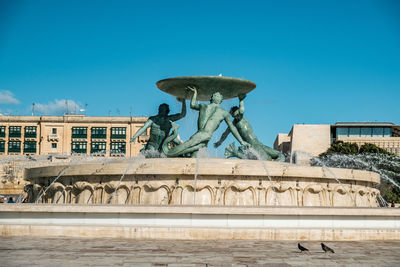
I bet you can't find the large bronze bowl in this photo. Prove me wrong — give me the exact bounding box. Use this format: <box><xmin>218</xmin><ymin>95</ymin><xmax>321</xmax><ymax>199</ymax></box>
<box><xmin>156</xmin><ymin>76</ymin><xmax>256</xmax><ymax>101</ymax></box>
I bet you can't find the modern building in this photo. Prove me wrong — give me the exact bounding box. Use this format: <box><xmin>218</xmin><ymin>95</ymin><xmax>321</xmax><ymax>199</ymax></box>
<box><xmin>0</xmin><ymin>114</ymin><xmax>149</xmax><ymax>157</ymax></box>
<box><xmin>274</xmin><ymin>122</ymin><xmax>400</xmax><ymax>164</ymax></box>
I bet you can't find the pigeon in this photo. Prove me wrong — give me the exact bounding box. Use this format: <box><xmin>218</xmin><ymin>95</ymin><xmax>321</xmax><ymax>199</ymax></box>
<box><xmin>321</xmin><ymin>242</ymin><xmax>335</xmax><ymax>253</ymax></box>
<box><xmin>298</xmin><ymin>243</ymin><xmax>309</xmax><ymax>252</ymax></box>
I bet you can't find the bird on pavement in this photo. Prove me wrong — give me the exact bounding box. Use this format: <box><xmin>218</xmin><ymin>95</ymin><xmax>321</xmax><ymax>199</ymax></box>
<box><xmin>298</xmin><ymin>243</ymin><xmax>309</xmax><ymax>252</ymax></box>
<box><xmin>321</xmin><ymin>243</ymin><xmax>335</xmax><ymax>253</ymax></box>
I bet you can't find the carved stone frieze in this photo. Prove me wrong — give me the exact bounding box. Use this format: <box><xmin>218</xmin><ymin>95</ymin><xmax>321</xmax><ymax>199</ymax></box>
<box><xmin>24</xmin><ymin>158</ymin><xmax>380</xmax><ymax>207</ymax></box>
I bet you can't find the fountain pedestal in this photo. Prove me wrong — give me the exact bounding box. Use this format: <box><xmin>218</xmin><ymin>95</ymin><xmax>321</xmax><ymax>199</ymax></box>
<box><xmin>24</xmin><ymin>158</ymin><xmax>380</xmax><ymax>207</ymax></box>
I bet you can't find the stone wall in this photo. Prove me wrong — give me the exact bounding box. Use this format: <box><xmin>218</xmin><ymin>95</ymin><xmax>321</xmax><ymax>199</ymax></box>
<box><xmin>1</xmin><ymin>204</ymin><xmax>400</xmax><ymax>240</ymax></box>
<box><xmin>24</xmin><ymin>158</ymin><xmax>380</xmax><ymax>207</ymax></box>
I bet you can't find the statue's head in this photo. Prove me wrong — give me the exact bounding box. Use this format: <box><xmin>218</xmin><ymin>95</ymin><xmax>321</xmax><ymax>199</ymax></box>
<box><xmin>230</xmin><ymin>106</ymin><xmax>240</xmax><ymax>119</ymax></box>
<box><xmin>210</xmin><ymin>92</ymin><xmax>223</xmax><ymax>104</ymax></box>
<box><xmin>158</xmin><ymin>103</ymin><xmax>170</xmax><ymax>115</ymax></box>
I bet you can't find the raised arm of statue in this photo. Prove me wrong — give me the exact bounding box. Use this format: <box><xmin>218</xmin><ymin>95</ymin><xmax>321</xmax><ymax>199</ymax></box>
<box><xmin>225</xmin><ymin>117</ymin><xmax>249</xmax><ymax>147</ymax></box>
<box><xmin>169</xmin><ymin>98</ymin><xmax>186</xmax><ymax>121</ymax></box>
<box><xmin>238</xmin><ymin>93</ymin><xmax>246</xmax><ymax>115</ymax></box>
<box><xmin>130</xmin><ymin>119</ymin><xmax>153</xmax><ymax>144</ymax></box>
<box><xmin>187</xmin><ymin>85</ymin><xmax>200</xmax><ymax>110</ymax></box>
<box><xmin>214</xmin><ymin>127</ymin><xmax>231</xmax><ymax>148</ymax></box>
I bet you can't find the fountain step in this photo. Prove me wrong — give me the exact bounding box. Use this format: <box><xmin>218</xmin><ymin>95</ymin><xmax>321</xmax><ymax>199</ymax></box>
<box><xmin>1</xmin><ymin>204</ymin><xmax>400</xmax><ymax>241</ymax></box>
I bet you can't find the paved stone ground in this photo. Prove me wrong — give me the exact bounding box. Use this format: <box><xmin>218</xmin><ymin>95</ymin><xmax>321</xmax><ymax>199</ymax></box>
<box><xmin>1</xmin><ymin>237</ymin><xmax>400</xmax><ymax>266</ymax></box>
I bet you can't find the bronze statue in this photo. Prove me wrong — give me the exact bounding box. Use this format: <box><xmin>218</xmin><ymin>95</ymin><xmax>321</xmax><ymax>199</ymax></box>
<box><xmin>214</xmin><ymin>94</ymin><xmax>285</xmax><ymax>161</ymax></box>
<box><xmin>161</xmin><ymin>86</ymin><xmax>250</xmax><ymax>157</ymax></box>
<box><xmin>130</xmin><ymin>98</ymin><xmax>186</xmax><ymax>154</ymax></box>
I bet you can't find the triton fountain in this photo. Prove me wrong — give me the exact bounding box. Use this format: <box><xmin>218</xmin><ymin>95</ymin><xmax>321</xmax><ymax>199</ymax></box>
<box><xmin>1</xmin><ymin>76</ymin><xmax>399</xmax><ymax>241</ymax></box>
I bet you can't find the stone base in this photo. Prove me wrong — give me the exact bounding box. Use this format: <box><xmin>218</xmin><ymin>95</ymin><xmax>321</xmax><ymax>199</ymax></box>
<box><xmin>25</xmin><ymin>158</ymin><xmax>381</xmax><ymax>207</ymax></box>
<box><xmin>1</xmin><ymin>204</ymin><xmax>400</xmax><ymax>241</ymax></box>
<box><xmin>2</xmin><ymin>225</ymin><xmax>400</xmax><ymax>241</ymax></box>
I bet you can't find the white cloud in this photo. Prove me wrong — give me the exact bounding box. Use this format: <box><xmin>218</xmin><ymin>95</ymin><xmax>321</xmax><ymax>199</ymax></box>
<box><xmin>0</xmin><ymin>90</ymin><xmax>20</xmax><ymax>104</ymax></box>
<box><xmin>35</xmin><ymin>99</ymin><xmax>82</xmax><ymax>115</ymax></box>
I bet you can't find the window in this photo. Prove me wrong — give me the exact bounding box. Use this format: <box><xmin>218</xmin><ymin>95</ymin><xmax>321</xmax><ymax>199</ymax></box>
<box><xmin>91</xmin><ymin>142</ymin><xmax>106</xmax><ymax>154</ymax></box>
<box><xmin>8</xmin><ymin>141</ymin><xmax>21</xmax><ymax>153</ymax></box>
<box><xmin>52</xmin><ymin>128</ymin><xmax>57</xmax><ymax>134</ymax></box>
<box><xmin>349</xmin><ymin>127</ymin><xmax>360</xmax><ymax>137</ymax></box>
<box><xmin>372</xmin><ymin>127</ymin><xmax>384</xmax><ymax>137</ymax></box>
<box><xmin>71</xmin><ymin>142</ymin><xmax>87</xmax><ymax>154</ymax></box>
<box><xmin>360</xmin><ymin>128</ymin><xmax>372</xmax><ymax>137</ymax></box>
<box><xmin>0</xmin><ymin>141</ymin><xmax>4</xmax><ymax>152</ymax></box>
<box><xmin>71</xmin><ymin>127</ymin><xmax>87</xmax><ymax>138</ymax></box>
<box><xmin>0</xmin><ymin>126</ymin><xmax>5</xmax><ymax>137</ymax></box>
<box><xmin>91</xmin><ymin>127</ymin><xmax>107</xmax><ymax>139</ymax></box>
<box><xmin>9</xmin><ymin>126</ymin><xmax>21</xmax><ymax>138</ymax></box>
<box><xmin>23</xmin><ymin>141</ymin><xmax>36</xmax><ymax>153</ymax></box>
<box><xmin>24</xmin><ymin>126</ymin><xmax>37</xmax><ymax>138</ymax></box>
<box><xmin>52</xmin><ymin>143</ymin><xmax>57</xmax><ymax>149</ymax></box>
<box><xmin>111</xmin><ymin>127</ymin><xmax>126</xmax><ymax>139</ymax></box>
<box><xmin>384</xmin><ymin>127</ymin><xmax>392</xmax><ymax>137</ymax></box>
<box><xmin>110</xmin><ymin>142</ymin><xmax>126</xmax><ymax>154</ymax></box>
<box><xmin>336</xmin><ymin>127</ymin><xmax>349</xmax><ymax>137</ymax></box>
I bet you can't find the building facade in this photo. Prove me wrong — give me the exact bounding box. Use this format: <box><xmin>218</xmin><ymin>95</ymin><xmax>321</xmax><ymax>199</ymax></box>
<box><xmin>0</xmin><ymin>115</ymin><xmax>148</xmax><ymax>157</ymax></box>
<box><xmin>0</xmin><ymin>114</ymin><xmax>149</xmax><ymax>196</ymax></box>
<box><xmin>274</xmin><ymin>122</ymin><xmax>400</xmax><ymax>164</ymax></box>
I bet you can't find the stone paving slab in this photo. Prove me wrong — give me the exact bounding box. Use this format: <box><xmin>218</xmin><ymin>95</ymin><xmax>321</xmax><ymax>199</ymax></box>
<box><xmin>1</xmin><ymin>237</ymin><xmax>400</xmax><ymax>266</ymax></box>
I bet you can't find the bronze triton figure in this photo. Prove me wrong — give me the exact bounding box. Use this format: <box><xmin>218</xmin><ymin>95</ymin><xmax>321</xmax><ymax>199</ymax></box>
<box><xmin>162</xmin><ymin>86</ymin><xmax>250</xmax><ymax>157</ymax></box>
<box><xmin>130</xmin><ymin>98</ymin><xmax>186</xmax><ymax>155</ymax></box>
<box><xmin>214</xmin><ymin>94</ymin><xmax>285</xmax><ymax>161</ymax></box>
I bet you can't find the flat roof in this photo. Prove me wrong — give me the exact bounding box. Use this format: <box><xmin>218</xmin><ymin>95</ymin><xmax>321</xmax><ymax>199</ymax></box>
<box><xmin>333</xmin><ymin>122</ymin><xmax>397</xmax><ymax>127</ymax></box>
<box><xmin>0</xmin><ymin>115</ymin><xmax>148</xmax><ymax>123</ymax></box>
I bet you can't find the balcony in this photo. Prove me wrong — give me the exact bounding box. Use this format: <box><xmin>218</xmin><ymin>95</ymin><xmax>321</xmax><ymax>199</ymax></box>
<box><xmin>110</xmin><ymin>149</ymin><xmax>125</xmax><ymax>157</ymax></box>
<box><xmin>138</xmin><ymin>135</ymin><xmax>150</xmax><ymax>143</ymax></box>
<box><xmin>24</xmin><ymin>133</ymin><xmax>37</xmax><ymax>138</ymax></box>
<box><xmin>110</xmin><ymin>143</ymin><xmax>126</xmax><ymax>155</ymax></box>
<box><xmin>111</xmin><ymin>134</ymin><xmax>126</xmax><ymax>139</ymax></box>
<box><xmin>8</xmin><ymin>147</ymin><xmax>21</xmax><ymax>153</ymax></box>
<box><xmin>9</xmin><ymin>132</ymin><xmax>21</xmax><ymax>138</ymax></box>
<box><xmin>71</xmin><ymin>149</ymin><xmax>87</xmax><ymax>154</ymax></box>
<box><xmin>72</xmin><ymin>134</ymin><xmax>87</xmax><ymax>139</ymax></box>
<box><xmin>110</xmin><ymin>150</ymin><xmax>125</xmax><ymax>155</ymax></box>
<box><xmin>91</xmin><ymin>134</ymin><xmax>107</xmax><ymax>139</ymax></box>
<box><xmin>48</xmin><ymin>134</ymin><xmax>59</xmax><ymax>141</ymax></box>
<box><xmin>91</xmin><ymin>149</ymin><xmax>106</xmax><ymax>154</ymax></box>
<box><xmin>24</xmin><ymin>148</ymin><xmax>36</xmax><ymax>153</ymax></box>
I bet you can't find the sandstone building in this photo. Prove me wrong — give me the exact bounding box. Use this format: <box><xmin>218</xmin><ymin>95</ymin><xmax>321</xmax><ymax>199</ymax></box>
<box><xmin>0</xmin><ymin>114</ymin><xmax>148</xmax><ymax>196</ymax></box>
<box><xmin>274</xmin><ymin>122</ymin><xmax>400</xmax><ymax>164</ymax></box>
<box><xmin>0</xmin><ymin>115</ymin><xmax>148</xmax><ymax>157</ymax></box>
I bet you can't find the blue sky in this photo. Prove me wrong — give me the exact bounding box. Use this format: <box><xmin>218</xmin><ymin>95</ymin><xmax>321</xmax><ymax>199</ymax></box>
<box><xmin>0</xmin><ymin>0</ymin><xmax>399</xmax><ymax>153</ymax></box>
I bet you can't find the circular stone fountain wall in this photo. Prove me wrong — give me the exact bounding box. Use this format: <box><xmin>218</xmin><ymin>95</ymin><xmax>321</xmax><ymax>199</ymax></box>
<box><xmin>24</xmin><ymin>158</ymin><xmax>380</xmax><ymax>207</ymax></box>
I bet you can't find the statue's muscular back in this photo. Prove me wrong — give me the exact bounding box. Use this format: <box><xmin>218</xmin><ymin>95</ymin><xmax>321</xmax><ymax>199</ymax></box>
<box><xmin>234</xmin><ymin>117</ymin><xmax>259</xmax><ymax>145</ymax></box>
<box><xmin>197</xmin><ymin>103</ymin><xmax>228</xmax><ymax>135</ymax></box>
<box><xmin>148</xmin><ymin>115</ymin><xmax>171</xmax><ymax>146</ymax></box>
